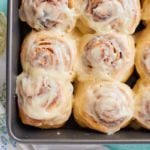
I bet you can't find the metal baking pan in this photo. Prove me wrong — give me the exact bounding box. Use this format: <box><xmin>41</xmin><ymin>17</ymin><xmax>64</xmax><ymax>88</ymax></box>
<box><xmin>6</xmin><ymin>0</ymin><xmax>150</xmax><ymax>144</ymax></box>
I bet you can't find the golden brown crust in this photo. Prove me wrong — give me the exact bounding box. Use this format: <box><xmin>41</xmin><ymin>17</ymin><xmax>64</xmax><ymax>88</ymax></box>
<box><xmin>135</xmin><ymin>26</ymin><xmax>150</xmax><ymax>81</ymax></box>
<box><xmin>133</xmin><ymin>79</ymin><xmax>150</xmax><ymax>130</ymax></box>
<box><xmin>141</xmin><ymin>0</ymin><xmax>150</xmax><ymax>22</ymax></box>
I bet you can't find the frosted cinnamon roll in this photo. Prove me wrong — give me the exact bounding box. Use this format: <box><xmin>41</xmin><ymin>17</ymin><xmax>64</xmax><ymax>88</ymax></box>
<box><xmin>21</xmin><ymin>31</ymin><xmax>76</xmax><ymax>81</ymax></box>
<box><xmin>16</xmin><ymin>73</ymin><xmax>73</xmax><ymax>128</ymax></box>
<box><xmin>135</xmin><ymin>27</ymin><xmax>150</xmax><ymax>81</ymax></box>
<box><xmin>19</xmin><ymin>0</ymin><xmax>76</xmax><ymax>33</ymax></box>
<box><xmin>134</xmin><ymin>79</ymin><xmax>150</xmax><ymax>130</ymax></box>
<box><xmin>77</xmin><ymin>0</ymin><xmax>140</xmax><ymax>34</ymax></box>
<box><xmin>76</xmin><ymin>33</ymin><xmax>135</xmax><ymax>82</ymax></box>
<box><xmin>73</xmin><ymin>81</ymin><xmax>134</xmax><ymax>134</ymax></box>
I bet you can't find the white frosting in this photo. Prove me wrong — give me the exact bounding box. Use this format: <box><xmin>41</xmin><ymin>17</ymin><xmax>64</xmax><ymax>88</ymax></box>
<box><xmin>137</xmin><ymin>91</ymin><xmax>150</xmax><ymax>123</ymax></box>
<box><xmin>84</xmin><ymin>83</ymin><xmax>133</xmax><ymax>126</ymax></box>
<box><xmin>19</xmin><ymin>0</ymin><xmax>76</xmax><ymax>33</ymax></box>
<box><xmin>81</xmin><ymin>0</ymin><xmax>140</xmax><ymax>33</ymax></box>
<box><xmin>22</xmin><ymin>31</ymin><xmax>76</xmax><ymax>80</ymax></box>
<box><xmin>80</xmin><ymin>34</ymin><xmax>134</xmax><ymax>81</ymax></box>
<box><xmin>16</xmin><ymin>73</ymin><xmax>73</xmax><ymax>122</ymax></box>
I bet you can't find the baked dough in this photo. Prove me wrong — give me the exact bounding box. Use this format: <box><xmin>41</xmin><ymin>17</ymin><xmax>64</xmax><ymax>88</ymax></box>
<box><xmin>141</xmin><ymin>0</ymin><xmax>150</xmax><ymax>21</ymax></box>
<box><xmin>16</xmin><ymin>73</ymin><xmax>73</xmax><ymax>128</ymax></box>
<box><xmin>76</xmin><ymin>33</ymin><xmax>135</xmax><ymax>82</ymax></box>
<box><xmin>21</xmin><ymin>30</ymin><xmax>77</xmax><ymax>81</ymax></box>
<box><xmin>19</xmin><ymin>0</ymin><xmax>77</xmax><ymax>33</ymax></box>
<box><xmin>133</xmin><ymin>79</ymin><xmax>150</xmax><ymax>130</ymax></box>
<box><xmin>76</xmin><ymin>0</ymin><xmax>140</xmax><ymax>34</ymax></box>
<box><xmin>135</xmin><ymin>26</ymin><xmax>150</xmax><ymax>81</ymax></box>
<box><xmin>73</xmin><ymin>81</ymin><xmax>134</xmax><ymax>134</ymax></box>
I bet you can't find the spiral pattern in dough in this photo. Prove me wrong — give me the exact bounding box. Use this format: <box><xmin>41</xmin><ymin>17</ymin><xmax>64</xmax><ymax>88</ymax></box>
<box><xmin>76</xmin><ymin>34</ymin><xmax>135</xmax><ymax>82</ymax></box>
<box><xmin>21</xmin><ymin>31</ymin><xmax>76</xmax><ymax>80</ymax></box>
<box><xmin>73</xmin><ymin>81</ymin><xmax>134</xmax><ymax>134</ymax></box>
<box><xmin>19</xmin><ymin>0</ymin><xmax>76</xmax><ymax>33</ymax></box>
<box><xmin>77</xmin><ymin>0</ymin><xmax>140</xmax><ymax>34</ymax></box>
<box><xmin>16</xmin><ymin>73</ymin><xmax>73</xmax><ymax>128</ymax></box>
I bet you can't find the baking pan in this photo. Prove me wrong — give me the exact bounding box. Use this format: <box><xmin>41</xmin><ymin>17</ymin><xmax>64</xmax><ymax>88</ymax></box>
<box><xmin>6</xmin><ymin>0</ymin><xmax>150</xmax><ymax>144</ymax></box>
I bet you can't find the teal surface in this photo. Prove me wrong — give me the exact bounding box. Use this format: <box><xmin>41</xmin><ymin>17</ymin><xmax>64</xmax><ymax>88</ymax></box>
<box><xmin>1</xmin><ymin>0</ymin><xmax>150</xmax><ymax>149</ymax></box>
<box><xmin>0</xmin><ymin>1</ymin><xmax>7</xmax><ymax>14</ymax></box>
<box><xmin>106</xmin><ymin>144</ymin><xmax>150</xmax><ymax>150</ymax></box>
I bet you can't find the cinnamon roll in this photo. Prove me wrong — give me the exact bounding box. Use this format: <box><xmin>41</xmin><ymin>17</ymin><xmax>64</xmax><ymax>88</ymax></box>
<box><xmin>16</xmin><ymin>73</ymin><xmax>73</xmax><ymax>128</ymax></box>
<box><xmin>21</xmin><ymin>31</ymin><xmax>76</xmax><ymax>81</ymax></box>
<box><xmin>73</xmin><ymin>81</ymin><xmax>134</xmax><ymax>134</ymax></box>
<box><xmin>135</xmin><ymin>26</ymin><xmax>150</xmax><ymax>81</ymax></box>
<box><xmin>76</xmin><ymin>33</ymin><xmax>135</xmax><ymax>82</ymax></box>
<box><xmin>134</xmin><ymin>79</ymin><xmax>150</xmax><ymax>130</ymax></box>
<box><xmin>19</xmin><ymin>0</ymin><xmax>76</xmax><ymax>33</ymax></box>
<box><xmin>77</xmin><ymin>0</ymin><xmax>140</xmax><ymax>34</ymax></box>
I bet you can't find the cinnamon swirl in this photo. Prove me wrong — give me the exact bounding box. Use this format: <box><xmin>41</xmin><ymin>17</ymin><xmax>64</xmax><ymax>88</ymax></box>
<box><xmin>77</xmin><ymin>0</ymin><xmax>140</xmax><ymax>34</ymax></box>
<box><xmin>21</xmin><ymin>31</ymin><xmax>76</xmax><ymax>81</ymax></box>
<box><xmin>73</xmin><ymin>81</ymin><xmax>134</xmax><ymax>134</ymax></box>
<box><xmin>16</xmin><ymin>73</ymin><xmax>73</xmax><ymax>128</ymax></box>
<box><xmin>76</xmin><ymin>33</ymin><xmax>135</xmax><ymax>82</ymax></box>
<box><xmin>19</xmin><ymin>0</ymin><xmax>76</xmax><ymax>33</ymax></box>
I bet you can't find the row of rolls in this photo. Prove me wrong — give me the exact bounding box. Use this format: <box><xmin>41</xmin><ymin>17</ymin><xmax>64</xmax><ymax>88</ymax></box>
<box><xmin>19</xmin><ymin>0</ymin><xmax>141</xmax><ymax>34</ymax></box>
<box><xmin>19</xmin><ymin>0</ymin><xmax>150</xmax><ymax>34</ymax></box>
<box><xmin>16</xmin><ymin>0</ymin><xmax>150</xmax><ymax>134</ymax></box>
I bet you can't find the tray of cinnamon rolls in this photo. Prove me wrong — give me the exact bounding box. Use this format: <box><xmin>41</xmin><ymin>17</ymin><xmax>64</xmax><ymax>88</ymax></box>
<box><xmin>7</xmin><ymin>0</ymin><xmax>150</xmax><ymax>143</ymax></box>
